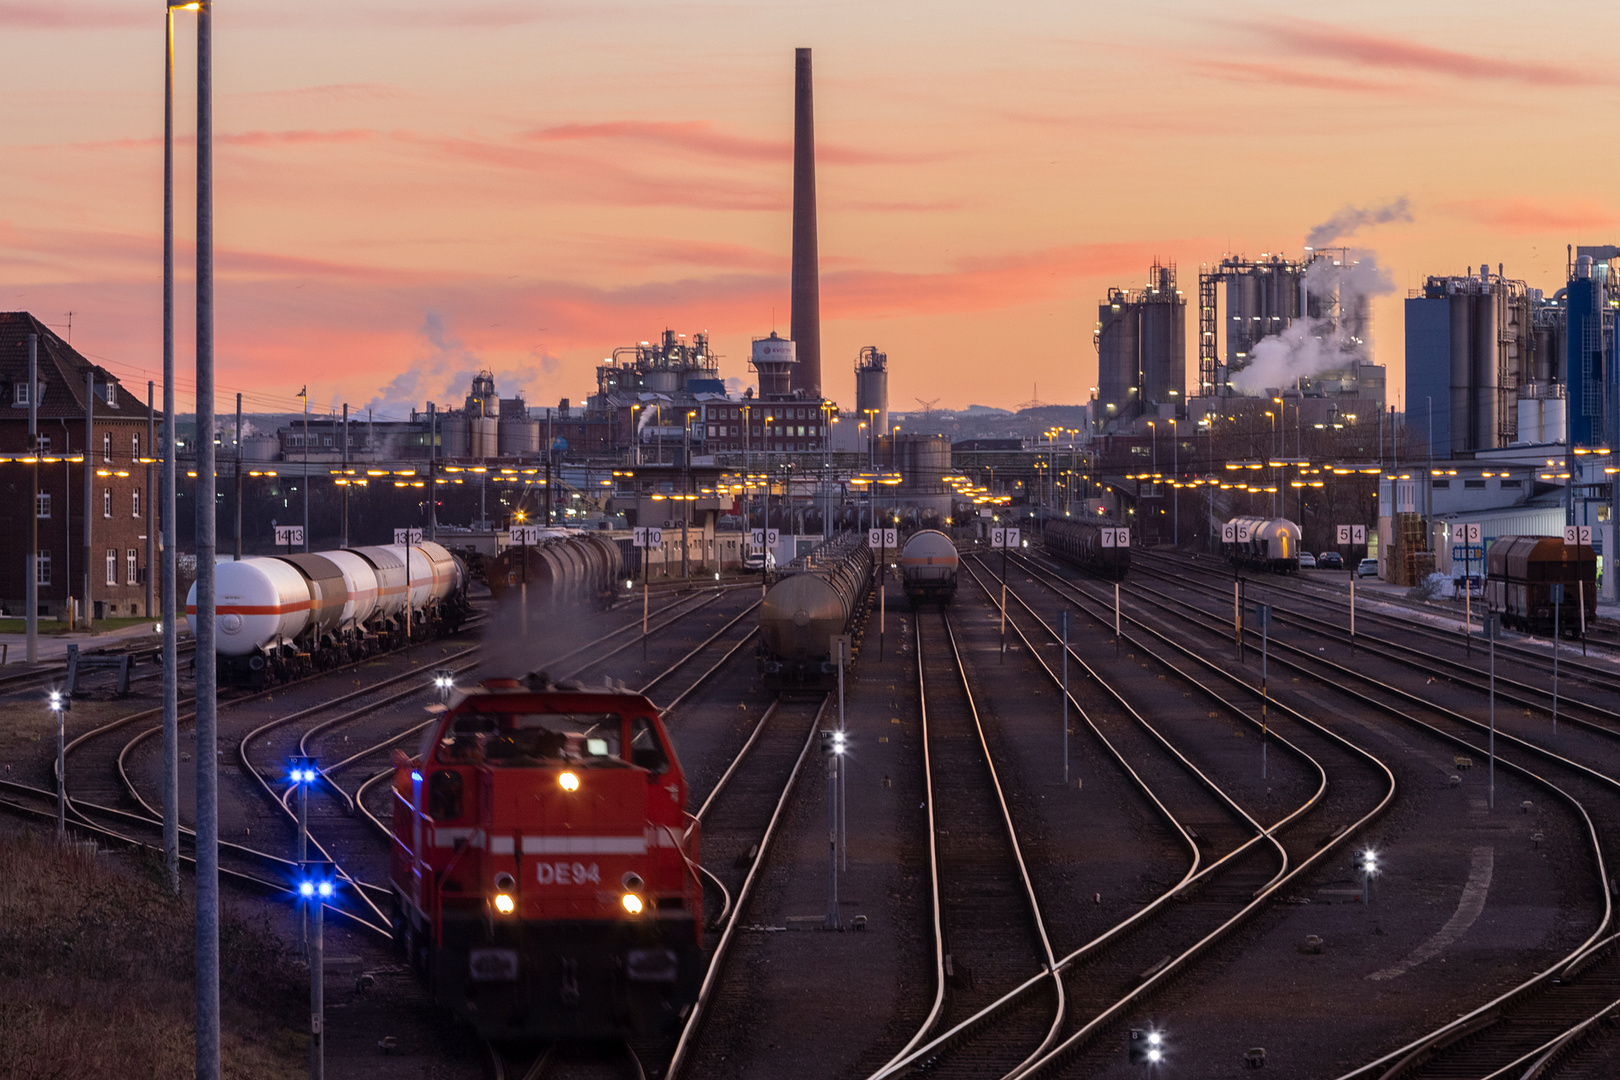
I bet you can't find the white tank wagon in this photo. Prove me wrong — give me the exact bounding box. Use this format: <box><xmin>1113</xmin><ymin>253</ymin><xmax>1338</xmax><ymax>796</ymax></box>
<box><xmin>758</xmin><ymin>535</ymin><xmax>874</xmax><ymax>692</ymax></box>
<box><xmin>1223</xmin><ymin>516</ymin><xmax>1303</xmax><ymax>574</ymax></box>
<box><xmin>900</xmin><ymin>529</ymin><xmax>958</xmax><ymax>607</ymax></box>
<box><xmin>188</xmin><ymin>540</ymin><xmax>470</xmax><ymax>686</ymax></box>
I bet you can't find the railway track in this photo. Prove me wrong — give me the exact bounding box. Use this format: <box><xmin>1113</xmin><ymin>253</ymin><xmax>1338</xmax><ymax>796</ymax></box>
<box><xmin>951</xmin><ymin>554</ymin><xmax>1397</xmax><ymax>1077</ymax></box>
<box><xmin>881</xmin><ymin>608</ymin><xmax>1062</xmax><ymax>1079</ymax></box>
<box><xmin>1020</xmin><ymin>549</ymin><xmax>1620</xmax><ymax>1077</ymax></box>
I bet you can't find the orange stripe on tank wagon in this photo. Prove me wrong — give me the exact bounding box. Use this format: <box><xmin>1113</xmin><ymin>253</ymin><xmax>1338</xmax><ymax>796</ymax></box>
<box><xmin>186</xmin><ymin>600</ymin><xmax>315</xmax><ymax>615</ymax></box>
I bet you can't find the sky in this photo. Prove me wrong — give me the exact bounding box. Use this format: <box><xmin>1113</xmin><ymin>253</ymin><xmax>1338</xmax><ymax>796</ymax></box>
<box><xmin>5</xmin><ymin>0</ymin><xmax>1620</xmax><ymax>422</ymax></box>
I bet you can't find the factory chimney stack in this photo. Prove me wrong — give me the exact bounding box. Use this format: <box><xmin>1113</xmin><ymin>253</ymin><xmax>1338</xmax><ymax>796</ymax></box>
<box><xmin>791</xmin><ymin>47</ymin><xmax>821</xmax><ymax>399</ymax></box>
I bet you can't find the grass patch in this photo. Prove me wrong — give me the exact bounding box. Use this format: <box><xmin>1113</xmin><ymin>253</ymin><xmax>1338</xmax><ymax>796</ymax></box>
<box><xmin>0</xmin><ymin>831</ymin><xmax>305</xmax><ymax>1079</ymax></box>
<box><xmin>0</xmin><ymin>616</ymin><xmax>157</xmax><ymax>636</ymax></box>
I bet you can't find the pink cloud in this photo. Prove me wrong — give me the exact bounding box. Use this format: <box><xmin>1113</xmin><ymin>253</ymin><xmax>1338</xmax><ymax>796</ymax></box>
<box><xmin>1190</xmin><ymin>58</ymin><xmax>1399</xmax><ymax>93</ymax></box>
<box><xmin>1447</xmin><ymin>198</ymin><xmax>1620</xmax><ymax>233</ymax></box>
<box><xmin>1248</xmin><ymin>19</ymin><xmax>1606</xmax><ymax>87</ymax></box>
<box><xmin>0</xmin><ymin>4</ymin><xmax>145</xmax><ymax>29</ymax></box>
<box><xmin>525</xmin><ymin>120</ymin><xmax>936</xmax><ymax>166</ymax></box>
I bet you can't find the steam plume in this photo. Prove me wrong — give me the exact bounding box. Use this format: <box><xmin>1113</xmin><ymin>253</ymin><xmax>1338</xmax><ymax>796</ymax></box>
<box><xmin>1306</xmin><ymin>197</ymin><xmax>1412</xmax><ymax>247</ymax></box>
<box><xmin>1230</xmin><ymin>252</ymin><xmax>1394</xmax><ymax>394</ymax></box>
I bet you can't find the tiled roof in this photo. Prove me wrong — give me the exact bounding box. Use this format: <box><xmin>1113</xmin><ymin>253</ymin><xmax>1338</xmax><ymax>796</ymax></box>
<box><xmin>0</xmin><ymin>312</ymin><xmax>153</xmax><ymax>421</ymax></box>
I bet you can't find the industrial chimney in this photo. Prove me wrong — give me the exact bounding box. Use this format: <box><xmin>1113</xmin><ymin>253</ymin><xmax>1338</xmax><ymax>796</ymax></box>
<box><xmin>790</xmin><ymin>47</ymin><xmax>821</xmax><ymax>400</ymax></box>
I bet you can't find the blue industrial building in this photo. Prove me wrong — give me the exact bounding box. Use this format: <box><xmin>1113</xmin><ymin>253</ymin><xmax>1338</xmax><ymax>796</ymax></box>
<box><xmin>1564</xmin><ymin>256</ymin><xmax>1617</xmax><ymax>449</ymax></box>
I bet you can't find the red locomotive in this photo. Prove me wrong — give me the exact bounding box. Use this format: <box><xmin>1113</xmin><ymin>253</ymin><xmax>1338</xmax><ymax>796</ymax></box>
<box><xmin>390</xmin><ymin>675</ymin><xmax>702</xmax><ymax>1039</ymax></box>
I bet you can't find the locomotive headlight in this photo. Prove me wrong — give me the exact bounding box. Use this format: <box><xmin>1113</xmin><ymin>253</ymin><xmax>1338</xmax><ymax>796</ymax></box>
<box><xmin>621</xmin><ymin>893</ymin><xmax>644</xmax><ymax>915</ymax></box>
<box><xmin>621</xmin><ymin>872</ymin><xmax>645</xmax><ymax>915</ymax></box>
<box><xmin>558</xmin><ymin>771</ymin><xmax>580</xmax><ymax>792</ymax></box>
<box><xmin>494</xmin><ymin>871</ymin><xmax>516</xmax><ymax>914</ymax></box>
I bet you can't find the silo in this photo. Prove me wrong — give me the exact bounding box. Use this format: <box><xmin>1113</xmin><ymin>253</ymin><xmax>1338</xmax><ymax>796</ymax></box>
<box><xmin>498</xmin><ymin>417</ymin><xmax>541</xmax><ymax>456</ymax></box>
<box><xmin>1449</xmin><ymin>286</ymin><xmax>1473</xmax><ymax>454</ymax></box>
<box><xmin>440</xmin><ymin>415</ymin><xmax>471</xmax><ymax>458</ymax></box>
<box><xmin>884</xmin><ymin>434</ymin><xmax>952</xmax><ymax>518</ymax></box>
<box><xmin>1096</xmin><ymin>290</ymin><xmax>1140</xmax><ymax>418</ymax></box>
<box><xmin>854</xmin><ymin>346</ymin><xmax>888</xmax><ymax>438</ymax></box>
<box><xmin>1474</xmin><ymin>285</ymin><xmax>1498</xmax><ymax>449</ymax></box>
<box><xmin>1139</xmin><ymin>264</ymin><xmax>1186</xmax><ymax>404</ymax></box>
<box><xmin>469</xmin><ymin>417</ymin><xmax>499</xmax><ymax>459</ymax></box>
<box><xmin>751</xmin><ymin>333</ymin><xmax>797</xmax><ymax>398</ymax></box>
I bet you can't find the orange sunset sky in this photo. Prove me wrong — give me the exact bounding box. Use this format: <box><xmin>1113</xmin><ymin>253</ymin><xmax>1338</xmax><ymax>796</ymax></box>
<box><xmin>5</xmin><ymin>1</ymin><xmax>1618</xmax><ymax>422</ymax></box>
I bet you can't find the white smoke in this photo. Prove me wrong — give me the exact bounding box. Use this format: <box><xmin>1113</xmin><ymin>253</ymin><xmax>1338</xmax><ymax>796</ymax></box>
<box><xmin>1306</xmin><ymin>197</ymin><xmax>1412</xmax><ymax>248</ymax></box>
<box><xmin>365</xmin><ymin>311</ymin><xmax>535</xmax><ymax>419</ymax></box>
<box><xmin>1230</xmin><ymin>252</ymin><xmax>1394</xmax><ymax>395</ymax></box>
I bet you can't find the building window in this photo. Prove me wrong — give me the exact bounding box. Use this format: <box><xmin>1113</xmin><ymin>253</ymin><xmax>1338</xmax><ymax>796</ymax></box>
<box><xmin>103</xmin><ymin>432</ymin><xmax>111</xmax><ymax>461</ymax></box>
<box><xmin>1432</xmin><ymin>480</ymin><xmax>1449</xmax><ymax>489</ymax></box>
<box><xmin>36</xmin><ymin>434</ymin><xmax>49</xmax><ymax>452</ymax></box>
<box><xmin>127</xmin><ymin>549</ymin><xmax>138</xmax><ymax>585</ymax></box>
<box><xmin>103</xmin><ymin>488</ymin><xmax>112</xmax><ymax>518</ymax></box>
<box><xmin>14</xmin><ymin>381</ymin><xmax>28</xmax><ymax>406</ymax></box>
<box><xmin>132</xmin><ymin>434</ymin><xmax>140</xmax><ymax>459</ymax></box>
<box><xmin>36</xmin><ymin>553</ymin><xmax>50</xmax><ymax>586</ymax></box>
<box><xmin>133</xmin><ymin>487</ymin><xmax>141</xmax><ymax>517</ymax></box>
<box><xmin>36</xmin><ymin>491</ymin><xmax>50</xmax><ymax>519</ymax></box>
<box><xmin>1464</xmin><ymin>479</ymin><xmax>1486</xmax><ymax>489</ymax></box>
<box><xmin>1500</xmin><ymin>478</ymin><xmax>1522</xmax><ymax>489</ymax></box>
<box><xmin>105</xmin><ymin>548</ymin><xmax>117</xmax><ymax>586</ymax></box>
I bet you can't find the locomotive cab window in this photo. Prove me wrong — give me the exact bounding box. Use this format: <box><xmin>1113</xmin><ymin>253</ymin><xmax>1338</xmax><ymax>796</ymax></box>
<box><xmin>485</xmin><ymin>712</ymin><xmax>623</xmax><ymax>766</ymax></box>
<box><xmin>629</xmin><ymin>716</ymin><xmax>670</xmax><ymax>774</ymax></box>
<box><xmin>428</xmin><ymin>770</ymin><xmax>463</xmax><ymax>820</ymax></box>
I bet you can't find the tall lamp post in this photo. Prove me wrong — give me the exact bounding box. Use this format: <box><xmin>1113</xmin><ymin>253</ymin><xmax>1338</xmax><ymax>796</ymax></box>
<box><xmin>160</xmin><ymin>1</ymin><xmax>197</xmax><ymax>900</ymax></box>
<box><xmin>191</xmin><ymin>3</ymin><xmax>223</xmax><ymax>1076</ymax></box>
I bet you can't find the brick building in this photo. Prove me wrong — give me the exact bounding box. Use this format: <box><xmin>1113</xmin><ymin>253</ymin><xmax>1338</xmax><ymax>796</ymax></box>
<box><xmin>0</xmin><ymin>313</ymin><xmax>156</xmax><ymax>620</ymax></box>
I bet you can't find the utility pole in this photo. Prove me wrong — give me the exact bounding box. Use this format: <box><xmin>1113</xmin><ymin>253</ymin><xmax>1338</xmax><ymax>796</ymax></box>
<box><xmin>233</xmin><ymin>393</ymin><xmax>242</xmax><ymax>561</ymax></box>
<box><xmin>194</xmin><ymin>3</ymin><xmax>223</xmax><ymax>1074</ymax></box>
<box><xmin>146</xmin><ymin>380</ymin><xmax>155</xmax><ymax>620</ymax></box>
<box><xmin>83</xmin><ymin>369</ymin><xmax>94</xmax><ymax>630</ymax></box>
<box><xmin>301</xmin><ymin>388</ymin><xmax>310</xmax><ymax>551</ymax></box>
<box><xmin>341</xmin><ymin>403</ymin><xmax>350</xmax><ymax>548</ymax></box>
<box><xmin>27</xmin><ymin>335</ymin><xmax>38</xmax><ymax>663</ymax></box>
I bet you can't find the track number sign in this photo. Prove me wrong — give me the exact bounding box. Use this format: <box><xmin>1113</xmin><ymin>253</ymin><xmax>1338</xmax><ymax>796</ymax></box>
<box><xmin>274</xmin><ymin>525</ymin><xmax>304</xmax><ymax>546</ymax></box>
<box><xmin>1236</xmin><ymin>522</ymin><xmax>1253</xmax><ymax>543</ymax></box>
<box><xmin>1222</xmin><ymin>523</ymin><xmax>1236</xmax><ymax>544</ymax></box>
<box><xmin>990</xmin><ymin>527</ymin><xmax>1020</xmax><ymax>549</ymax></box>
<box><xmin>509</xmin><ymin>525</ymin><xmax>540</xmax><ymax>545</ymax></box>
<box><xmin>1565</xmin><ymin>525</ymin><xmax>1592</xmax><ymax>546</ymax></box>
<box><xmin>1101</xmin><ymin>527</ymin><xmax>1130</xmax><ymax>548</ymax></box>
<box><xmin>1461</xmin><ymin>523</ymin><xmax>1482</xmax><ymax>544</ymax></box>
<box><xmin>1336</xmin><ymin>525</ymin><xmax>1366</xmax><ymax>545</ymax></box>
<box><xmin>394</xmin><ymin>528</ymin><xmax>423</xmax><ymax>545</ymax></box>
<box><xmin>633</xmin><ymin>527</ymin><xmax>663</xmax><ymax>548</ymax></box>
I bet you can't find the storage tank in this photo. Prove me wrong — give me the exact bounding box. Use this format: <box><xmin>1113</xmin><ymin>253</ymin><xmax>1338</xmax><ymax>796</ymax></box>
<box><xmin>440</xmin><ymin>416</ymin><xmax>471</xmax><ymax>458</ymax></box>
<box><xmin>884</xmin><ymin>434</ymin><xmax>953</xmax><ymax>518</ymax></box>
<box><xmin>1096</xmin><ymin>289</ymin><xmax>1140</xmax><ymax>419</ymax></box>
<box><xmin>855</xmin><ymin>346</ymin><xmax>889</xmax><ymax>439</ymax></box>
<box><xmin>468</xmin><ymin>417</ymin><xmax>499</xmax><ymax>459</ymax></box>
<box><xmin>187</xmin><ymin>557</ymin><xmax>312</xmax><ymax>657</ymax></box>
<box><xmin>498</xmin><ymin>417</ymin><xmax>541</xmax><ymax>456</ymax></box>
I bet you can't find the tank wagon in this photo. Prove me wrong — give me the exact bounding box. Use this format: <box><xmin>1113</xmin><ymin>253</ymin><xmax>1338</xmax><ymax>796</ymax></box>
<box><xmin>485</xmin><ymin>531</ymin><xmax>623</xmax><ymax>607</ymax></box>
<box><xmin>900</xmin><ymin>529</ymin><xmax>958</xmax><ymax>607</ymax></box>
<box><xmin>1486</xmin><ymin>535</ymin><xmax>1598</xmax><ymax>635</ymax></box>
<box><xmin>1225</xmin><ymin>517</ymin><xmax>1303</xmax><ymax>573</ymax></box>
<box><xmin>758</xmin><ymin>535</ymin><xmax>874</xmax><ymax>692</ymax></box>
<box><xmin>390</xmin><ymin>675</ymin><xmax>701</xmax><ymax>1040</ymax></box>
<box><xmin>187</xmin><ymin>541</ymin><xmax>468</xmax><ymax>687</ymax></box>
<box><xmin>1044</xmin><ymin>518</ymin><xmax>1131</xmax><ymax>580</ymax></box>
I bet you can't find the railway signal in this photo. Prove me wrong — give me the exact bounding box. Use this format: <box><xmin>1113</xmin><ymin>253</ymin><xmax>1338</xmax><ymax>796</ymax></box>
<box><xmin>288</xmin><ymin>756</ymin><xmax>319</xmax><ymax>954</ymax></box>
<box><xmin>633</xmin><ymin>527</ymin><xmax>662</xmax><ymax>642</ymax></box>
<box><xmin>48</xmin><ymin>689</ymin><xmax>69</xmax><ymax>837</ymax></box>
<box><xmin>1129</xmin><ymin>1027</ymin><xmax>1165</xmax><ymax>1067</ymax></box>
<box><xmin>297</xmin><ymin>860</ymin><xmax>337</xmax><ymax>1080</ymax></box>
<box><xmin>821</xmin><ymin>728</ymin><xmax>846</xmax><ymax>928</ymax></box>
<box><xmin>1549</xmin><ymin>583</ymin><xmax>1563</xmax><ymax>735</ymax></box>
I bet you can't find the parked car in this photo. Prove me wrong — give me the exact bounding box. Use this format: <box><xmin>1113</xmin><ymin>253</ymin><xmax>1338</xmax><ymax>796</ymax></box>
<box><xmin>1317</xmin><ymin>551</ymin><xmax>1344</xmax><ymax>570</ymax></box>
<box><xmin>1298</xmin><ymin>552</ymin><xmax>1317</xmax><ymax>569</ymax></box>
<box><xmin>1356</xmin><ymin>557</ymin><xmax>1379</xmax><ymax>578</ymax></box>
